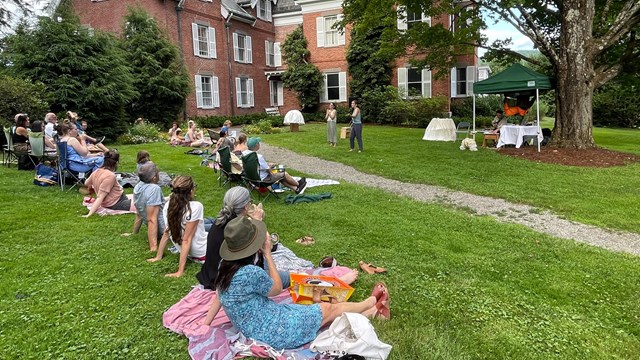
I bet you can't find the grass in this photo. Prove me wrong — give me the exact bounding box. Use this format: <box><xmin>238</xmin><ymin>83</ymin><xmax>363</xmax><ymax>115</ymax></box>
<box><xmin>264</xmin><ymin>123</ymin><xmax>640</xmax><ymax>233</ymax></box>
<box><xmin>1</xmin><ymin>133</ymin><xmax>639</xmax><ymax>359</ymax></box>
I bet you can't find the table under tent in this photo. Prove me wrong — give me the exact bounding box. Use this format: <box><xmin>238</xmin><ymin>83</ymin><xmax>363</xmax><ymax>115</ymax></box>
<box><xmin>472</xmin><ymin>63</ymin><xmax>554</xmax><ymax>152</ymax></box>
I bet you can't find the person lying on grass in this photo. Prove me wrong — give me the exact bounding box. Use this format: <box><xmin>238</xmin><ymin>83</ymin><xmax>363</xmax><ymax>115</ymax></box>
<box><xmin>83</xmin><ymin>150</ymin><xmax>132</xmax><ymax>217</ymax></box>
<box><xmin>148</xmin><ymin>176</ymin><xmax>213</xmax><ymax>277</ymax></box>
<box><xmin>202</xmin><ymin>216</ymin><xmax>388</xmax><ymax>350</ymax></box>
<box><xmin>132</xmin><ymin>162</ymin><xmax>166</xmax><ymax>252</ymax></box>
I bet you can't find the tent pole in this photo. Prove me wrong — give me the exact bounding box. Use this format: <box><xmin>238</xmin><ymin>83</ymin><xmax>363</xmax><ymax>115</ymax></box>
<box><xmin>536</xmin><ymin>88</ymin><xmax>540</xmax><ymax>152</ymax></box>
<box><xmin>472</xmin><ymin>95</ymin><xmax>476</xmax><ymax>135</ymax></box>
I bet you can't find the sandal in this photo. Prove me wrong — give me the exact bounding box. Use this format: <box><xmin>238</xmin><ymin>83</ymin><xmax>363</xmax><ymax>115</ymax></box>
<box><xmin>359</xmin><ymin>261</ymin><xmax>375</xmax><ymax>275</ymax></box>
<box><xmin>295</xmin><ymin>236</ymin><xmax>315</xmax><ymax>246</ymax></box>
<box><xmin>319</xmin><ymin>256</ymin><xmax>337</xmax><ymax>268</ymax></box>
<box><xmin>370</xmin><ymin>282</ymin><xmax>390</xmax><ymax>320</ymax></box>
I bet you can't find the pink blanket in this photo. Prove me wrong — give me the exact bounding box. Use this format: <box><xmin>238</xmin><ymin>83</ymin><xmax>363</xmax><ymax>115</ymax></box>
<box><xmin>82</xmin><ymin>194</ymin><xmax>136</xmax><ymax>216</ymax></box>
<box><xmin>164</xmin><ymin>266</ymin><xmax>352</xmax><ymax>360</ymax></box>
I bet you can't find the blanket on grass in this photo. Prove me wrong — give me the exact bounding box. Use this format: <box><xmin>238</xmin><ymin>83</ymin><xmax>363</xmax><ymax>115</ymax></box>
<box><xmin>82</xmin><ymin>194</ymin><xmax>136</xmax><ymax>216</ymax></box>
<box><xmin>164</xmin><ymin>266</ymin><xmax>352</xmax><ymax>360</ymax></box>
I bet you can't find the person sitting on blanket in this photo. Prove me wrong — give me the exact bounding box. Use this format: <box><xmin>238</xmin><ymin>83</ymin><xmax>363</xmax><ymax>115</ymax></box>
<box><xmin>242</xmin><ymin>137</ymin><xmax>306</xmax><ymax>194</ymax></box>
<box><xmin>132</xmin><ymin>162</ymin><xmax>166</xmax><ymax>252</ymax></box>
<box><xmin>83</xmin><ymin>150</ymin><xmax>132</xmax><ymax>217</ymax></box>
<box><xmin>148</xmin><ymin>175</ymin><xmax>213</xmax><ymax>277</ymax></box>
<box><xmin>170</xmin><ymin>128</ymin><xmax>185</xmax><ymax>146</ymax></box>
<box><xmin>136</xmin><ymin>150</ymin><xmax>151</xmax><ymax>173</ymax></box>
<box><xmin>202</xmin><ymin>216</ymin><xmax>389</xmax><ymax>349</ymax></box>
<box><xmin>56</xmin><ymin>120</ymin><xmax>104</xmax><ymax>173</ymax></box>
<box><xmin>185</xmin><ymin>120</ymin><xmax>212</xmax><ymax>147</ymax></box>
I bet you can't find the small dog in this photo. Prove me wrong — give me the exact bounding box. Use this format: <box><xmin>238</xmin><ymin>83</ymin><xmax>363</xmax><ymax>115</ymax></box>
<box><xmin>460</xmin><ymin>137</ymin><xmax>478</xmax><ymax>151</ymax></box>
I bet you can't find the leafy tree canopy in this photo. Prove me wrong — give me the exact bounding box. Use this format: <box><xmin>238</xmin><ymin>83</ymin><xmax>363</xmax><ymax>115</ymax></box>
<box><xmin>281</xmin><ymin>25</ymin><xmax>323</xmax><ymax>111</ymax></box>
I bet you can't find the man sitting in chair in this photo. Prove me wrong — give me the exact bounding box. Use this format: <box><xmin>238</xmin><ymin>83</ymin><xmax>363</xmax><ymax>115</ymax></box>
<box><xmin>491</xmin><ymin>109</ymin><xmax>508</xmax><ymax>133</ymax></box>
<box><xmin>242</xmin><ymin>137</ymin><xmax>306</xmax><ymax>194</ymax></box>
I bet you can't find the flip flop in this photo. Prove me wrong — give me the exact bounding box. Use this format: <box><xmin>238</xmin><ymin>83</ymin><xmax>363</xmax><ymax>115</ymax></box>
<box><xmin>370</xmin><ymin>282</ymin><xmax>390</xmax><ymax>320</ymax></box>
<box><xmin>359</xmin><ymin>261</ymin><xmax>375</xmax><ymax>275</ymax></box>
<box><xmin>369</xmin><ymin>263</ymin><xmax>387</xmax><ymax>274</ymax></box>
<box><xmin>295</xmin><ymin>236</ymin><xmax>315</xmax><ymax>246</ymax></box>
<box><xmin>319</xmin><ymin>256</ymin><xmax>337</xmax><ymax>268</ymax></box>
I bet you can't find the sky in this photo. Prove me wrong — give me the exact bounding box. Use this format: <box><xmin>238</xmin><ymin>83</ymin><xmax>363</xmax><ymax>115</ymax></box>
<box><xmin>480</xmin><ymin>20</ymin><xmax>535</xmax><ymax>58</ymax></box>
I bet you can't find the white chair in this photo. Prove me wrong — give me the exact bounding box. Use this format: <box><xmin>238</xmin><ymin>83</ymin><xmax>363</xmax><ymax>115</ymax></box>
<box><xmin>455</xmin><ymin>122</ymin><xmax>470</xmax><ymax>142</ymax></box>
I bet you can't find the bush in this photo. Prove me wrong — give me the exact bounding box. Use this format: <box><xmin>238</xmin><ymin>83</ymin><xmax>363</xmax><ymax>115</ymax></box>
<box><xmin>379</xmin><ymin>99</ymin><xmax>417</xmax><ymax>125</ymax></box>
<box><xmin>451</xmin><ymin>95</ymin><xmax>503</xmax><ymax>118</ymax></box>
<box><xmin>191</xmin><ymin>113</ymin><xmax>284</xmax><ymax>130</ymax></box>
<box><xmin>593</xmin><ymin>80</ymin><xmax>640</xmax><ymax>128</ymax></box>
<box><xmin>0</xmin><ymin>75</ymin><xmax>50</xmax><ymax>125</ymax></box>
<box><xmin>116</xmin><ymin>123</ymin><xmax>163</xmax><ymax>144</ymax></box>
<box><xmin>452</xmin><ymin>116</ymin><xmax>494</xmax><ymax>129</ymax></box>
<box><xmin>242</xmin><ymin>119</ymin><xmax>277</xmax><ymax>135</ymax></box>
<box><xmin>412</xmin><ymin>96</ymin><xmax>450</xmax><ymax>127</ymax></box>
<box><xmin>360</xmin><ymin>86</ymin><xmax>398</xmax><ymax>123</ymax></box>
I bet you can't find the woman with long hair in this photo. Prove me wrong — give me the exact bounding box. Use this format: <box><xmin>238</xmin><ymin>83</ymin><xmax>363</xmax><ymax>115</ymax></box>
<box><xmin>56</xmin><ymin>119</ymin><xmax>104</xmax><ymax>173</ymax></box>
<box><xmin>325</xmin><ymin>102</ymin><xmax>338</xmax><ymax>147</ymax></box>
<box><xmin>148</xmin><ymin>176</ymin><xmax>211</xmax><ymax>277</ymax></box>
<box><xmin>203</xmin><ymin>216</ymin><xmax>389</xmax><ymax>349</ymax></box>
<box><xmin>349</xmin><ymin>100</ymin><xmax>363</xmax><ymax>152</ymax></box>
<box><xmin>84</xmin><ymin>150</ymin><xmax>132</xmax><ymax>217</ymax></box>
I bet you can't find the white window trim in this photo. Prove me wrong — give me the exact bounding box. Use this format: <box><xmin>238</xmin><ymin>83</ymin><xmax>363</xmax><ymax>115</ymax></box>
<box><xmin>316</xmin><ymin>15</ymin><xmax>345</xmax><ymax>48</ymax></box>
<box><xmin>235</xmin><ymin>77</ymin><xmax>254</xmax><ymax>108</ymax></box>
<box><xmin>397</xmin><ymin>7</ymin><xmax>431</xmax><ymax>31</ymax></box>
<box><xmin>274</xmin><ymin>42</ymin><xmax>281</xmax><ymax>67</ymax></box>
<box><xmin>195</xmin><ymin>75</ymin><xmax>220</xmax><ymax>109</ymax></box>
<box><xmin>257</xmin><ymin>0</ymin><xmax>272</xmax><ymax>22</ymax></box>
<box><xmin>265</xmin><ymin>40</ymin><xmax>275</xmax><ymax>67</ymax></box>
<box><xmin>321</xmin><ymin>72</ymin><xmax>347</xmax><ymax>103</ymax></box>
<box><xmin>398</xmin><ymin>67</ymin><xmax>432</xmax><ymax>99</ymax></box>
<box><xmin>270</xmin><ymin>80</ymin><xmax>284</xmax><ymax>106</ymax></box>
<box><xmin>450</xmin><ymin>66</ymin><xmax>476</xmax><ymax>97</ymax></box>
<box><xmin>192</xmin><ymin>23</ymin><xmax>216</xmax><ymax>59</ymax></box>
<box><xmin>233</xmin><ymin>33</ymin><xmax>253</xmax><ymax>64</ymax></box>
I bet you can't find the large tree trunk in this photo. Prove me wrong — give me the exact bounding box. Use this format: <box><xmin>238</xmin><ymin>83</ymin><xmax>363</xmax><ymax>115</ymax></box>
<box><xmin>552</xmin><ymin>0</ymin><xmax>596</xmax><ymax>149</ymax></box>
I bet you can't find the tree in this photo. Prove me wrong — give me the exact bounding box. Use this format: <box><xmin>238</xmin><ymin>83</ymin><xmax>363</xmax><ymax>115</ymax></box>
<box><xmin>1</xmin><ymin>5</ymin><xmax>137</xmax><ymax>139</ymax></box>
<box><xmin>121</xmin><ymin>7</ymin><xmax>190</xmax><ymax>126</ymax></box>
<box><xmin>0</xmin><ymin>74</ymin><xmax>49</xmax><ymax>124</ymax></box>
<box><xmin>342</xmin><ymin>0</ymin><xmax>640</xmax><ymax>149</ymax></box>
<box><xmin>281</xmin><ymin>25</ymin><xmax>323</xmax><ymax>111</ymax></box>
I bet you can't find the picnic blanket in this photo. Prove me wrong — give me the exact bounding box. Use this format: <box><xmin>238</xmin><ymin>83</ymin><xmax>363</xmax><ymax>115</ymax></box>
<box><xmin>292</xmin><ymin>177</ymin><xmax>339</xmax><ymax>190</ymax></box>
<box><xmin>82</xmin><ymin>194</ymin><xmax>136</xmax><ymax>216</ymax></box>
<box><xmin>164</xmin><ymin>266</ymin><xmax>353</xmax><ymax>360</ymax></box>
<box><xmin>284</xmin><ymin>193</ymin><xmax>332</xmax><ymax>205</ymax></box>
<box><xmin>116</xmin><ymin>171</ymin><xmax>173</xmax><ymax>188</ymax></box>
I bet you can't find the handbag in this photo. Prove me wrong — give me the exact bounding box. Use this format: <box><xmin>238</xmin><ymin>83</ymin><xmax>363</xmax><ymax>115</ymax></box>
<box><xmin>33</xmin><ymin>164</ymin><xmax>59</xmax><ymax>186</ymax></box>
<box><xmin>310</xmin><ymin>312</ymin><xmax>392</xmax><ymax>360</ymax></box>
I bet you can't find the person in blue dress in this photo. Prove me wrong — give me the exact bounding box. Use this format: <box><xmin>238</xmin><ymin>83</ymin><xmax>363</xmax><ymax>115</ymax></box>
<box><xmin>57</xmin><ymin>120</ymin><xmax>104</xmax><ymax>173</ymax></box>
<box><xmin>203</xmin><ymin>216</ymin><xmax>389</xmax><ymax>350</ymax></box>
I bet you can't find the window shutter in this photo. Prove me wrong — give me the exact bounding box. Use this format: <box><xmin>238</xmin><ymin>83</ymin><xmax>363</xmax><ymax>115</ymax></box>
<box><xmin>192</xmin><ymin>23</ymin><xmax>199</xmax><ymax>56</ymax></box>
<box><xmin>320</xmin><ymin>74</ymin><xmax>328</xmax><ymax>102</ymax></box>
<box><xmin>316</xmin><ymin>17</ymin><xmax>325</xmax><ymax>47</ymax></box>
<box><xmin>423</xmin><ymin>14</ymin><xmax>431</xmax><ymax>26</ymax></box>
<box><xmin>233</xmin><ymin>33</ymin><xmax>239</xmax><ymax>61</ymax></box>
<box><xmin>466</xmin><ymin>66</ymin><xmax>476</xmax><ymax>96</ymax></box>
<box><xmin>265</xmin><ymin>40</ymin><xmax>270</xmax><ymax>66</ymax></box>
<box><xmin>337</xmin><ymin>14</ymin><xmax>345</xmax><ymax>45</ymax></box>
<box><xmin>246</xmin><ymin>36</ymin><xmax>252</xmax><ymax>63</ymax></box>
<box><xmin>266</xmin><ymin>1</ymin><xmax>272</xmax><ymax>21</ymax></box>
<box><xmin>397</xmin><ymin>7</ymin><xmax>407</xmax><ymax>31</ymax></box>
<box><xmin>274</xmin><ymin>42</ymin><xmax>281</xmax><ymax>66</ymax></box>
<box><xmin>213</xmin><ymin>76</ymin><xmax>220</xmax><ymax>108</ymax></box>
<box><xmin>398</xmin><ymin>67</ymin><xmax>408</xmax><ymax>98</ymax></box>
<box><xmin>450</xmin><ymin>67</ymin><xmax>457</xmax><ymax>97</ymax></box>
<box><xmin>208</xmin><ymin>27</ymin><xmax>216</xmax><ymax>58</ymax></box>
<box><xmin>248</xmin><ymin>79</ymin><xmax>254</xmax><ymax>107</ymax></box>
<box><xmin>277</xmin><ymin>81</ymin><xmax>284</xmax><ymax>106</ymax></box>
<box><xmin>422</xmin><ymin>69</ymin><xmax>432</xmax><ymax>98</ymax></box>
<box><xmin>235</xmin><ymin>77</ymin><xmax>242</xmax><ymax>107</ymax></box>
<box><xmin>338</xmin><ymin>72</ymin><xmax>347</xmax><ymax>102</ymax></box>
<box><xmin>195</xmin><ymin>75</ymin><xmax>203</xmax><ymax>108</ymax></box>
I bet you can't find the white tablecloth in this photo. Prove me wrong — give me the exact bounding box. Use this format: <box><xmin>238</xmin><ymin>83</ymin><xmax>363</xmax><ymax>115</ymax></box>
<box><xmin>422</xmin><ymin>118</ymin><xmax>456</xmax><ymax>141</ymax></box>
<box><xmin>497</xmin><ymin>125</ymin><xmax>542</xmax><ymax>148</ymax></box>
<box><xmin>283</xmin><ymin>110</ymin><xmax>305</xmax><ymax>125</ymax></box>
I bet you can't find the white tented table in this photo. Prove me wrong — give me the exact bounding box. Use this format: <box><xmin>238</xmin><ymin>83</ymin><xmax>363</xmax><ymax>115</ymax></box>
<box><xmin>497</xmin><ymin>125</ymin><xmax>542</xmax><ymax>148</ymax></box>
<box><xmin>422</xmin><ymin>118</ymin><xmax>456</xmax><ymax>141</ymax></box>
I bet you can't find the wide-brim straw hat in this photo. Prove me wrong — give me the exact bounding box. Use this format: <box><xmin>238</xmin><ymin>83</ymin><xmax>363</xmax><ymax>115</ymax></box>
<box><xmin>220</xmin><ymin>216</ymin><xmax>267</xmax><ymax>261</ymax></box>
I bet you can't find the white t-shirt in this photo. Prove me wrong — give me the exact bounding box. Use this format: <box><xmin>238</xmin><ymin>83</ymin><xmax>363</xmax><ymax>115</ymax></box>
<box><xmin>163</xmin><ymin>200</ymin><xmax>208</xmax><ymax>258</ymax></box>
<box><xmin>45</xmin><ymin>122</ymin><xmax>56</xmax><ymax>139</ymax></box>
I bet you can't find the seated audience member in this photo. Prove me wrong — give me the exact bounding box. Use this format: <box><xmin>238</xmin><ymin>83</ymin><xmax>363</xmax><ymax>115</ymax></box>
<box><xmin>31</xmin><ymin>120</ymin><xmax>56</xmax><ymax>152</ymax></box>
<box><xmin>185</xmin><ymin>120</ymin><xmax>212</xmax><ymax>147</ymax></box>
<box><xmin>242</xmin><ymin>137</ymin><xmax>306</xmax><ymax>193</ymax></box>
<box><xmin>12</xmin><ymin>114</ymin><xmax>30</xmax><ymax>153</ymax></box>
<box><xmin>136</xmin><ymin>150</ymin><xmax>151</xmax><ymax>173</ymax></box>
<box><xmin>80</xmin><ymin>120</ymin><xmax>108</xmax><ymax>153</ymax></box>
<box><xmin>170</xmin><ymin>128</ymin><xmax>185</xmax><ymax>146</ymax></box>
<box><xmin>57</xmin><ymin>120</ymin><xmax>104</xmax><ymax>173</ymax></box>
<box><xmin>202</xmin><ymin>216</ymin><xmax>389</xmax><ymax>349</ymax></box>
<box><xmin>220</xmin><ymin>119</ymin><xmax>232</xmax><ymax>134</ymax></box>
<box><xmin>491</xmin><ymin>109</ymin><xmax>508</xmax><ymax>132</ymax></box>
<box><xmin>212</xmin><ymin>130</ymin><xmax>233</xmax><ymax>153</ymax></box>
<box><xmin>83</xmin><ymin>150</ymin><xmax>131</xmax><ymax>217</ymax></box>
<box><xmin>148</xmin><ymin>176</ymin><xmax>213</xmax><ymax>277</ymax></box>
<box><xmin>133</xmin><ymin>162</ymin><xmax>166</xmax><ymax>252</ymax></box>
<box><xmin>232</xmin><ymin>133</ymin><xmax>248</xmax><ymax>156</ymax></box>
<box><xmin>167</xmin><ymin>122</ymin><xmax>181</xmax><ymax>139</ymax></box>
<box><xmin>44</xmin><ymin>113</ymin><xmax>58</xmax><ymax>140</ymax></box>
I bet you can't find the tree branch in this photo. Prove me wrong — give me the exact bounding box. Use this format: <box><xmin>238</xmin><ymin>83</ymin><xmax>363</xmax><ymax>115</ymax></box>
<box><xmin>514</xmin><ymin>4</ymin><xmax>560</xmax><ymax>65</ymax></box>
<box><xmin>600</xmin><ymin>0</ymin><xmax>614</xmax><ymax>27</ymax></box>
<box><xmin>591</xmin><ymin>0</ymin><xmax>640</xmax><ymax>57</ymax></box>
<box><xmin>470</xmin><ymin>42</ymin><xmax>546</xmax><ymax>67</ymax></box>
<box><xmin>593</xmin><ymin>64</ymin><xmax>622</xmax><ymax>89</ymax></box>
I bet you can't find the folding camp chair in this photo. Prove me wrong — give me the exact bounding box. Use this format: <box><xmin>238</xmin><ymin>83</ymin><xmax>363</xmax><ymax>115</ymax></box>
<box><xmin>241</xmin><ymin>151</ymin><xmax>283</xmax><ymax>201</ymax></box>
<box><xmin>28</xmin><ymin>132</ymin><xmax>57</xmax><ymax>167</ymax></box>
<box><xmin>217</xmin><ymin>146</ymin><xmax>244</xmax><ymax>187</ymax></box>
<box><xmin>207</xmin><ymin>129</ymin><xmax>220</xmax><ymax>145</ymax></box>
<box><xmin>56</xmin><ymin>141</ymin><xmax>88</xmax><ymax>191</ymax></box>
<box><xmin>455</xmin><ymin>121</ymin><xmax>471</xmax><ymax>142</ymax></box>
<box><xmin>3</xmin><ymin>127</ymin><xmax>17</xmax><ymax>167</ymax></box>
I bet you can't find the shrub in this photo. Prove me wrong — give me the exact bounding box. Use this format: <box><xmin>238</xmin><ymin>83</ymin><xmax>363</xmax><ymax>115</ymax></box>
<box><xmin>451</xmin><ymin>95</ymin><xmax>503</xmax><ymax>118</ymax></box>
<box><xmin>593</xmin><ymin>80</ymin><xmax>640</xmax><ymax>128</ymax></box>
<box><xmin>242</xmin><ymin>119</ymin><xmax>277</xmax><ymax>135</ymax></box>
<box><xmin>412</xmin><ymin>96</ymin><xmax>450</xmax><ymax>127</ymax></box>
<box><xmin>116</xmin><ymin>123</ymin><xmax>163</xmax><ymax>144</ymax></box>
<box><xmin>379</xmin><ymin>99</ymin><xmax>417</xmax><ymax>125</ymax></box>
<box><xmin>0</xmin><ymin>74</ymin><xmax>50</xmax><ymax>125</ymax></box>
<box><xmin>360</xmin><ymin>86</ymin><xmax>399</xmax><ymax>123</ymax></box>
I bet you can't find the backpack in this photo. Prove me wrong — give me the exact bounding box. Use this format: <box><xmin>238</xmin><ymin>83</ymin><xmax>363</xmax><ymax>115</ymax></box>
<box><xmin>33</xmin><ymin>164</ymin><xmax>59</xmax><ymax>186</ymax></box>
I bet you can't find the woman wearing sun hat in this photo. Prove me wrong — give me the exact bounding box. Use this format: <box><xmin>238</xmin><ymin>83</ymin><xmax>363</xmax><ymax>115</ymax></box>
<box><xmin>203</xmin><ymin>216</ymin><xmax>390</xmax><ymax>349</ymax></box>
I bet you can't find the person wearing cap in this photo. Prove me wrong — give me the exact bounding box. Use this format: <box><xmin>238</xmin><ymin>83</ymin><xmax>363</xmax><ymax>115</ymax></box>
<box><xmin>243</xmin><ymin>137</ymin><xmax>306</xmax><ymax>194</ymax></box>
<box><xmin>491</xmin><ymin>109</ymin><xmax>507</xmax><ymax>132</ymax></box>
<box><xmin>202</xmin><ymin>216</ymin><xmax>389</xmax><ymax>349</ymax></box>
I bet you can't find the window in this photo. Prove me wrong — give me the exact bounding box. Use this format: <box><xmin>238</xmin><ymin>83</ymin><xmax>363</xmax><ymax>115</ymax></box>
<box><xmin>450</xmin><ymin>6</ymin><xmax>474</xmax><ymax>33</ymax></box>
<box><xmin>316</xmin><ymin>15</ymin><xmax>345</xmax><ymax>47</ymax></box>
<box><xmin>398</xmin><ymin>67</ymin><xmax>431</xmax><ymax>98</ymax></box>
<box><xmin>265</xmin><ymin>41</ymin><xmax>281</xmax><ymax>67</ymax></box>
<box><xmin>233</xmin><ymin>33</ymin><xmax>253</xmax><ymax>63</ymax></box>
<box><xmin>195</xmin><ymin>75</ymin><xmax>220</xmax><ymax>109</ymax></box>
<box><xmin>450</xmin><ymin>66</ymin><xmax>476</xmax><ymax>97</ymax></box>
<box><xmin>321</xmin><ymin>72</ymin><xmax>347</xmax><ymax>102</ymax></box>
<box><xmin>235</xmin><ymin>77</ymin><xmax>254</xmax><ymax>108</ymax></box>
<box><xmin>397</xmin><ymin>7</ymin><xmax>431</xmax><ymax>30</ymax></box>
<box><xmin>191</xmin><ymin>24</ymin><xmax>216</xmax><ymax>59</ymax></box>
<box><xmin>269</xmin><ymin>80</ymin><xmax>284</xmax><ymax>106</ymax></box>
<box><xmin>257</xmin><ymin>0</ymin><xmax>272</xmax><ymax>22</ymax></box>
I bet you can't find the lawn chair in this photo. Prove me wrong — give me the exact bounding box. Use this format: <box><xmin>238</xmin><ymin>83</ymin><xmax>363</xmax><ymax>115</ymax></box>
<box><xmin>241</xmin><ymin>151</ymin><xmax>283</xmax><ymax>201</ymax></box>
<box><xmin>3</xmin><ymin>127</ymin><xmax>17</xmax><ymax>167</ymax></box>
<box><xmin>455</xmin><ymin>121</ymin><xmax>471</xmax><ymax>142</ymax></box>
<box><xmin>56</xmin><ymin>141</ymin><xmax>88</xmax><ymax>191</ymax></box>
<box><xmin>207</xmin><ymin>129</ymin><xmax>220</xmax><ymax>145</ymax></box>
<box><xmin>28</xmin><ymin>132</ymin><xmax>57</xmax><ymax>167</ymax></box>
<box><xmin>217</xmin><ymin>146</ymin><xmax>244</xmax><ymax>188</ymax></box>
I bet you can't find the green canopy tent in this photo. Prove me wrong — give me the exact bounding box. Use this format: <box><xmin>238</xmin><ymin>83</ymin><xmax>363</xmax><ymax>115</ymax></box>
<box><xmin>472</xmin><ymin>63</ymin><xmax>554</xmax><ymax>151</ymax></box>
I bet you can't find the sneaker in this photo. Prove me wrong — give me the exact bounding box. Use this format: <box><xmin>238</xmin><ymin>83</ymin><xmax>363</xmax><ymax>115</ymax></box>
<box><xmin>295</xmin><ymin>177</ymin><xmax>307</xmax><ymax>194</ymax></box>
<box><xmin>349</xmin><ymin>149</ymin><xmax>353</xmax><ymax>152</ymax></box>
<box><xmin>96</xmin><ymin>136</ymin><xmax>105</xmax><ymax>144</ymax></box>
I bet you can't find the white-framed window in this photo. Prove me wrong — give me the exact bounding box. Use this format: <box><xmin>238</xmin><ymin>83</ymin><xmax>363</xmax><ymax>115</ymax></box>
<box><xmin>192</xmin><ymin>23</ymin><xmax>216</xmax><ymax>59</ymax></box>
<box><xmin>265</xmin><ymin>41</ymin><xmax>281</xmax><ymax>67</ymax></box>
<box><xmin>269</xmin><ymin>80</ymin><xmax>284</xmax><ymax>106</ymax></box>
<box><xmin>320</xmin><ymin>72</ymin><xmax>347</xmax><ymax>102</ymax></box>
<box><xmin>235</xmin><ymin>77</ymin><xmax>254</xmax><ymax>108</ymax></box>
<box><xmin>397</xmin><ymin>7</ymin><xmax>431</xmax><ymax>31</ymax></box>
<box><xmin>195</xmin><ymin>75</ymin><xmax>220</xmax><ymax>109</ymax></box>
<box><xmin>450</xmin><ymin>66</ymin><xmax>476</xmax><ymax>97</ymax></box>
<box><xmin>257</xmin><ymin>0</ymin><xmax>272</xmax><ymax>22</ymax></box>
<box><xmin>316</xmin><ymin>15</ymin><xmax>345</xmax><ymax>48</ymax></box>
<box><xmin>450</xmin><ymin>6</ymin><xmax>474</xmax><ymax>33</ymax></box>
<box><xmin>398</xmin><ymin>67</ymin><xmax>431</xmax><ymax>98</ymax></box>
<box><xmin>478</xmin><ymin>67</ymin><xmax>490</xmax><ymax>81</ymax></box>
<box><xmin>233</xmin><ymin>33</ymin><xmax>253</xmax><ymax>63</ymax></box>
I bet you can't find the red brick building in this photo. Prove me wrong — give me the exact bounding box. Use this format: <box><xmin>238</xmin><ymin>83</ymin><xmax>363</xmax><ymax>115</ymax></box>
<box><xmin>63</xmin><ymin>0</ymin><xmax>483</xmax><ymax>118</ymax></box>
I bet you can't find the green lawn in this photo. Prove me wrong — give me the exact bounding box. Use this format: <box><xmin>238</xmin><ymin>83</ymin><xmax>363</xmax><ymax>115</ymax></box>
<box><xmin>1</xmin><ymin>132</ymin><xmax>639</xmax><ymax>359</ymax></box>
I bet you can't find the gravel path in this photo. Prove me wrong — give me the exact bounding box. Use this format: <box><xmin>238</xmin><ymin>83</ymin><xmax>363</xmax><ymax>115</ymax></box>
<box><xmin>261</xmin><ymin>143</ymin><xmax>640</xmax><ymax>256</ymax></box>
